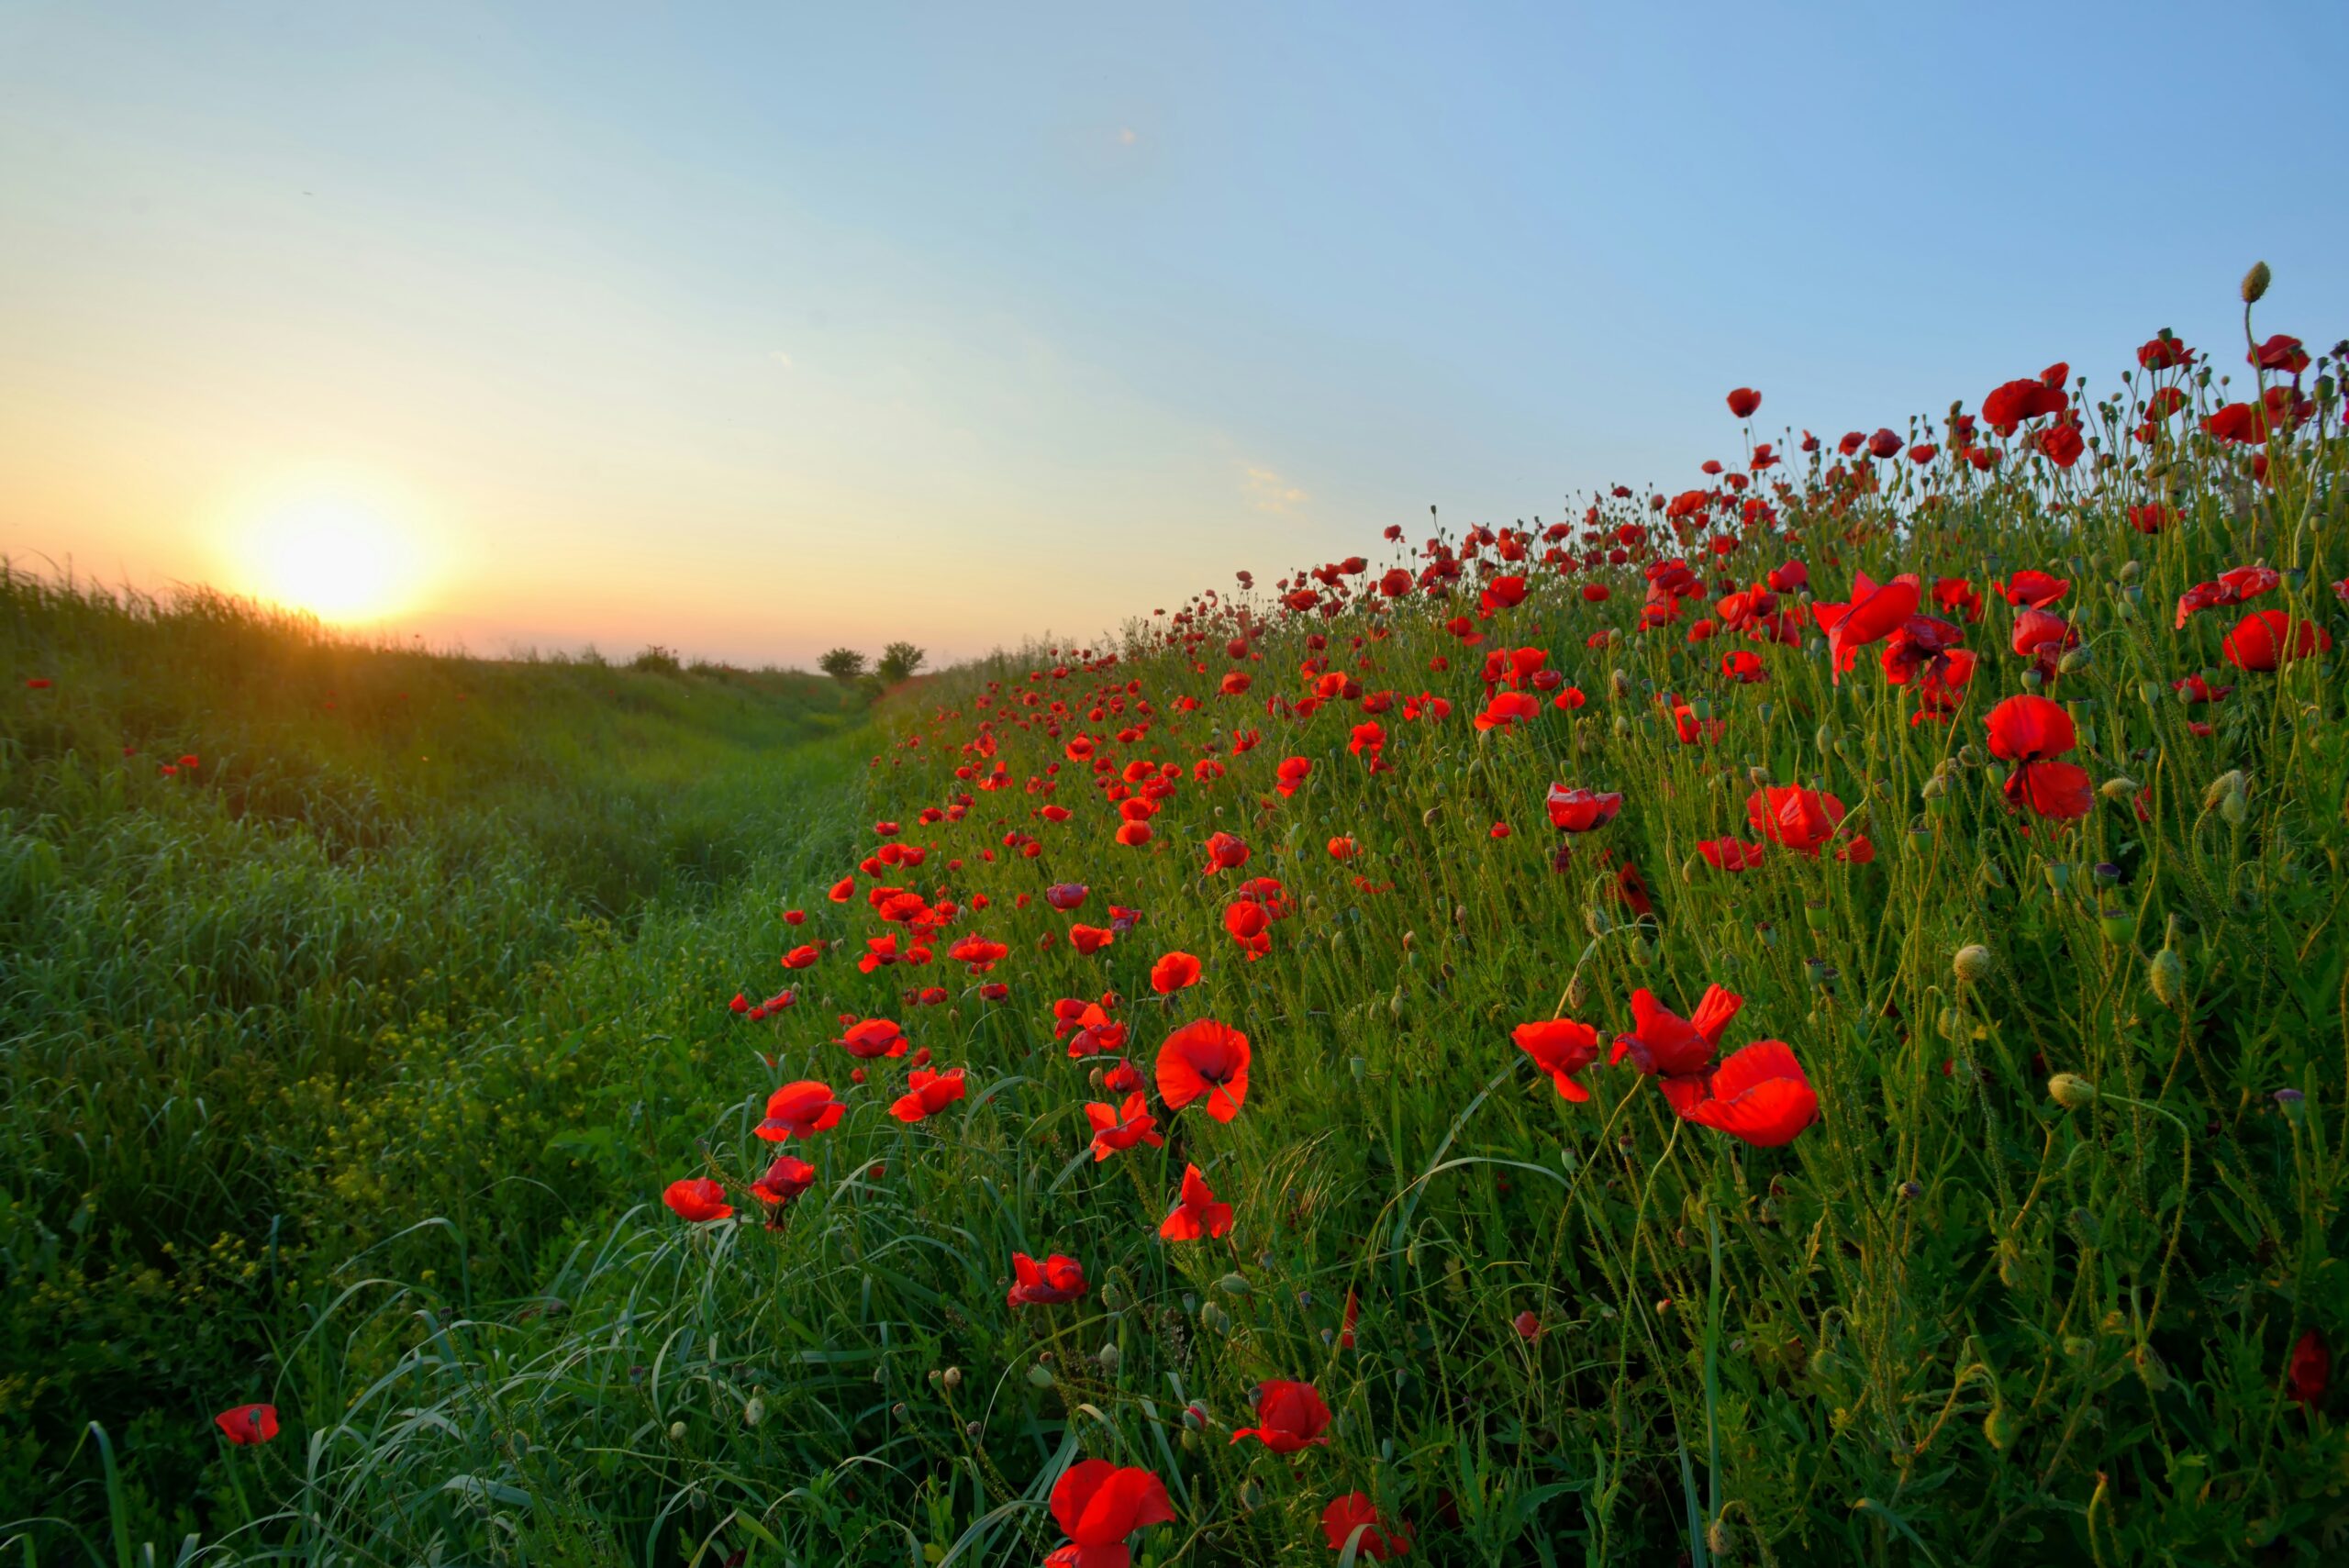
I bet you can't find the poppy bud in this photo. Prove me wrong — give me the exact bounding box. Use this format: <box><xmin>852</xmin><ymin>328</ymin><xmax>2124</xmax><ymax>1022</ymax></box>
<box><xmin>2099</xmin><ymin>775</ymin><xmax>2139</xmax><ymax>802</ymax></box>
<box><xmin>668</xmin><ymin>1421</ymin><xmax>688</xmax><ymax>1441</ymax></box>
<box><xmin>2047</xmin><ymin>1073</ymin><xmax>2099</xmax><ymax>1110</ymax></box>
<box><xmin>1952</xmin><ymin>945</ymin><xmax>1994</xmax><ymax>984</ymax></box>
<box><xmin>942</xmin><ymin>1365</ymin><xmax>963</xmax><ymax>1389</ymax></box>
<box><xmin>1200</xmin><ymin>1301</ymin><xmax>1232</xmax><ymax>1334</ymax></box>
<box><xmin>1983</xmin><ymin>1400</ymin><xmax>2021</xmax><ymax>1451</ymax></box>
<box><xmin>1026</xmin><ymin>1364</ymin><xmax>1054</xmax><ymax>1388</ymax></box>
<box><xmin>2148</xmin><ymin>946</ymin><xmax>2188</xmax><ymax>1009</ymax></box>
<box><xmin>1096</xmin><ymin>1342</ymin><xmax>1122</xmax><ymax>1373</ymax></box>
<box><xmin>2221</xmin><ymin>789</ymin><xmax>2249</xmax><ymax>827</ymax></box>
<box><xmin>2242</xmin><ymin>260</ymin><xmax>2271</xmax><ymax>305</ymax></box>
<box><xmin>1217</xmin><ymin>1272</ymin><xmax>1251</xmax><ymax>1296</ymax></box>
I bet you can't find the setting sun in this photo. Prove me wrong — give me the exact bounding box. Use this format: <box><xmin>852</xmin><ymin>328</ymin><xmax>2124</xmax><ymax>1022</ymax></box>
<box><xmin>240</xmin><ymin>493</ymin><xmax>419</xmax><ymax>623</ymax></box>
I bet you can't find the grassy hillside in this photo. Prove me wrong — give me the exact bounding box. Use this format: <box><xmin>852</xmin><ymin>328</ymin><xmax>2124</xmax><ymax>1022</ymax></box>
<box><xmin>14</xmin><ymin>295</ymin><xmax>2349</xmax><ymax>1566</ymax></box>
<box><xmin>0</xmin><ymin>572</ymin><xmax>870</xmax><ymax>1536</ymax></box>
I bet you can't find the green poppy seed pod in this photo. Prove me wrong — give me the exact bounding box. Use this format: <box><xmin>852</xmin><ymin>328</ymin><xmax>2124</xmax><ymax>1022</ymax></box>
<box><xmin>2021</xmin><ymin>667</ymin><xmax>2043</xmax><ymax>691</ymax></box>
<box><xmin>1026</xmin><ymin>1363</ymin><xmax>1055</xmax><ymax>1389</ymax></box>
<box><xmin>743</xmin><ymin>1396</ymin><xmax>765</xmax><ymax>1428</ymax></box>
<box><xmin>2148</xmin><ymin>946</ymin><xmax>2187</xmax><ymax>1009</ymax></box>
<box><xmin>2099</xmin><ymin>775</ymin><xmax>2140</xmax><ymax>802</ymax></box>
<box><xmin>2058</xmin><ymin>646</ymin><xmax>2094</xmax><ymax>675</ymax></box>
<box><xmin>2243</xmin><ymin>260</ymin><xmax>2272</xmax><ymax>304</ymax></box>
<box><xmin>2048</xmin><ymin>1073</ymin><xmax>2099</xmax><ymax>1110</ymax></box>
<box><xmin>1952</xmin><ymin>945</ymin><xmax>1994</xmax><ymax>984</ymax></box>
<box><xmin>1984</xmin><ymin>1401</ymin><xmax>2021</xmax><ymax>1451</ymax></box>
<box><xmin>1352</xmin><ymin>1052</ymin><xmax>1369</xmax><ymax>1079</ymax></box>
<box><xmin>2099</xmin><ymin>908</ymin><xmax>2134</xmax><ymax>944</ymax></box>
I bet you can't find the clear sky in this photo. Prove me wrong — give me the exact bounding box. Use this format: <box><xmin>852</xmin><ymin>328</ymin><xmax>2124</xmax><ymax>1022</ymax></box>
<box><xmin>3</xmin><ymin>2</ymin><xmax>2343</xmax><ymax>667</ymax></box>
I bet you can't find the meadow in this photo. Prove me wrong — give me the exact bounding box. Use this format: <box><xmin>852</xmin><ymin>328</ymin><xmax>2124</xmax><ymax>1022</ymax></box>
<box><xmin>0</xmin><ymin>576</ymin><xmax>870</xmax><ymax>1544</ymax></box>
<box><xmin>8</xmin><ymin>276</ymin><xmax>2349</xmax><ymax>1564</ymax></box>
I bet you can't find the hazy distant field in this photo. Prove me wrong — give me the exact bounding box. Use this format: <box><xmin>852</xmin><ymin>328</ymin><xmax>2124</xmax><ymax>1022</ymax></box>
<box><xmin>6</xmin><ymin>297</ymin><xmax>2349</xmax><ymax>1564</ymax></box>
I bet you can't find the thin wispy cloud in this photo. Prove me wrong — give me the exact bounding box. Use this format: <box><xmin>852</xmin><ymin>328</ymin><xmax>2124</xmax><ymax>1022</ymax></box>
<box><xmin>1242</xmin><ymin>463</ymin><xmax>1306</xmax><ymax>516</ymax></box>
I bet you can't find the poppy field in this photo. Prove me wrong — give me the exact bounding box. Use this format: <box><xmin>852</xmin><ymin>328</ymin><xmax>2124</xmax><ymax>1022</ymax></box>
<box><xmin>19</xmin><ymin>273</ymin><xmax>2349</xmax><ymax>1564</ymax></box>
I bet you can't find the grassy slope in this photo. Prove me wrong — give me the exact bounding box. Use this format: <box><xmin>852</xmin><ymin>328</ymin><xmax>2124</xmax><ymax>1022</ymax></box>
<box><xmin>0</xmin><ymin>573</ymin><xmax>869</xmax><ymax>1537</ymax></box>
<box><xmin>14</xmin><ymin>331</ymin><xmax>2349</xmax><ymax>1568</ymax></box>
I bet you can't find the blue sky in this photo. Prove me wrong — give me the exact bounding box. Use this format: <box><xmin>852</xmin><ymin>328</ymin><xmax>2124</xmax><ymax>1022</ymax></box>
<box><xmin>2</xmin><ymin>1</ymin><xmax>2342</xmax><ymax>663</ymax></box>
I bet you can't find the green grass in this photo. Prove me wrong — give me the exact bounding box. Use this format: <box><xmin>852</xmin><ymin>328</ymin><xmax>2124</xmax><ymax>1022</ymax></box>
<box><xmin>9</xmin><ymin>308</ymin><xmax>2349</xmax><ymax>1566</ymax></box>
<box><xmin>0</xmin><ymin>569</ymin><xmax>870</xmax><ymax>1541</ymax></box>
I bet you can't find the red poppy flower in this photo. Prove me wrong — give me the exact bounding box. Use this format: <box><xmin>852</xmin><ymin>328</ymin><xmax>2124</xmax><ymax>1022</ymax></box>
<box><xmin>1697</xmin><ymin>836</ymin><xmax>1766</xmax><ymax>872</ymax></box>
<box><xmin>1932</xmin><ymin>577</ymin><xmax>1984</xmax><ymax>621</ymax></box>
<box><xmin>663</xmin><ymin>1176</ymin><xmax>733</xmax><ymax>1222</ymax></box>
<box><xmin>782</xmin><ymin>943</ymin><xmax>822</xmax><ymax>970</ymax></box>
<box><xmin>751</xmin><ymin>1154</ymin><xmax>818</xmax><ymax>1206</ymax></box>
<box><xmin>1672</xmin><ymin>1040</ymin><xmax>1819</xmax><ymax>1146</ymax></box>
<box><xmin>1744</xmin><ymin>784</ymin><xmax>1853</xmax><ymax>857</ymax></box>
<box><xmin>1983</xmin><ymin>693</ymin><xmax>2074</xmax><ymax>762</ymax></box>
<box><xmin>2251</xmin><ymin>333</ymin><xmax>2310</xmax><ymax>374</ymax></box>
<box><xmin>1151</xmin><ymin>951</ymin><xmax>1203</xmax><ymax>995</ymax></box>
<box><xmin>1514</xmin><ymin>1018</ymin><xmax>1600</xmax><ymax>1102</ymax></box>
<box><xmin>1007</xmin><ymin>1251</ymin><xmax>1088</xmax><ymax>1307</ymax></box>
<box><xmin>1045</xmin><ymin>882</ymin><xmax>1090</xmax><ymax>911</ymax></box>
<box><xmin>1995</xmin><ymin>570</ymin><xmax>2069</xmax><ymax>608</ymax></box>
<box><xmin>1543</xmin><ymin>785</ymin><xmax>1623</xmax><ymax>833</ymax></box>
<box><xmin>2002</xmin><ymin>761</ymin><xmax>2094</xmax><ymax>820</ymax></box>
<box><xmin>2222</xmin><ymin>609</ymin><xmax>2331</xmax><ymax>672</ymax></box>
<box><xmin>1611</xmin><ymin>985</ymin><xmax>1742</xmax><ymax>1078</ymax></box>
<box><xmin>1155</xmin><ymin>1018</ymin><xmax>1250</xmax><ymax>1121</ymax></box>
<box><xmin>2036</xmin><ymin>421</ymin><xmax>2085</xmax><ymax>468</ymax></box>
<box><xmin>1719</xmin><ymin>649</ymin><xmax>1765</xmax><ymax>683</ymax></box>
<box><xmin>1982</xmin><ymin>376</ymin><xmax>2068</xmax><ymax>436</ymax></box>
<box><xmin>1231</xmin><ymin>1380</ymin><xmax>1331</xmax><ymax>1452</ymax></box>
<box><xmin>1812</xmin><ymin>572</ymin><xmax>1919</xmax><ymax>680</ymax></box>
<box><xmin>1726</xmin><ymin>387</ymin><xmax>1762</xmax><ymax>417</ymax></box>
<box><xmin>1070</xmin><ymin>923</ymin><xmax>1116</xmax><ymax>955</ymax></box>
<box><xmin>757</xmin><ymin>1080</ymin><xmax>846</xmax><ymax>1140</ymax></box>
<box><xmin>1203</xmin><ymin>831</ymin><xmax>1251</xmax><ymax>873</ymax></box>
<box><xmin>829</xmin><ymin>876</ymin><xmax>855</xmax><ymax>903</ymax></box>
<box><xmin>1086</xmin><ymin>1091</ymin><xmax>1164</xmax><ymax>1161</ymax></box>
<box><xmin>1320</xmin><ymin>1494</ymin><xmax>1410</xmax><ymax>1560</ymax></box>
<box><xmin>2290</xmin><ymin>1329</ymin><xmax>2330</xmax><ymax>1411</ymax></box>
<box><xmin>1275</xmin><ymin>755</ymin><xmax>1313</xmax><ymax>797</ymax></box>
<box><xmin>889</xmin><ymin>1067</ymin><xmax>967</xmax><ymax>1123</ymax></box>
<box><xmin>1327</xmin><ymin>835</ymin><xmax>1360</xmax><ymax>860</ymax></box>
<box><xmin>1473</xmin><ymin>690</ymin><xmax>1542</xmax><ymax>732</ymax></box>
<box><xmin>1044</xmin><ymin>1460</ymin><xmax>1174</xmax><ymax>1568</ymax></box>
<box><xmin>1161</xmin><ymin>1163</ymin><xmax>1234</xmax><ymax>1240</ymax></box>
<box><xmin>840</xmin><ymin>1018</ymin><xmax>908</xmax><ymax>1059</ymax></box>
<box><xmin>214</xmin><ymin>1403</ymin><xmax>279</xmax><ymax>1446</ymax></box>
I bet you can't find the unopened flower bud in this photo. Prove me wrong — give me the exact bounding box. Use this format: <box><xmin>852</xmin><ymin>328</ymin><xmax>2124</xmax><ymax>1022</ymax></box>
<box><xmin>1952</xmin><ymin>945</ymin><xmax>1994</xmax><ymax>984</ymax></box>
<box><xmin>2048</xmin><ymin>1073</ymin><xmax>2099</xmax><ymax>1111</ymax></box>
<box><xmin>2148</xmin><ymin>946</ymin><xmax>2187</xmax><ymax>1009</ymax></box>
<box><xmin>2242</xmin><ymin>260</ymin><xmax>2272</xmax><ymax>304</ymax></box>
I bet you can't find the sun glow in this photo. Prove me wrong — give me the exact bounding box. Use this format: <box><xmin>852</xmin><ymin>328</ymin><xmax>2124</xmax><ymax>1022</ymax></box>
<box><xmin>239</xmin><ymin>491</ymin><xmax>422</xmax><ymax>623</ymax></box>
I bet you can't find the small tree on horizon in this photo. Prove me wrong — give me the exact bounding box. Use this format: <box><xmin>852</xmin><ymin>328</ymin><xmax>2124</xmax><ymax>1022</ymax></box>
<box><xmin>876</xmin><ymin>641</ymin><xmax>927</xmax><ymax>684</ymax></box>
<box><xmin>818</xmin><ymin>648</ymin><xmax>866</xmax><ymax>684</ymax></box>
